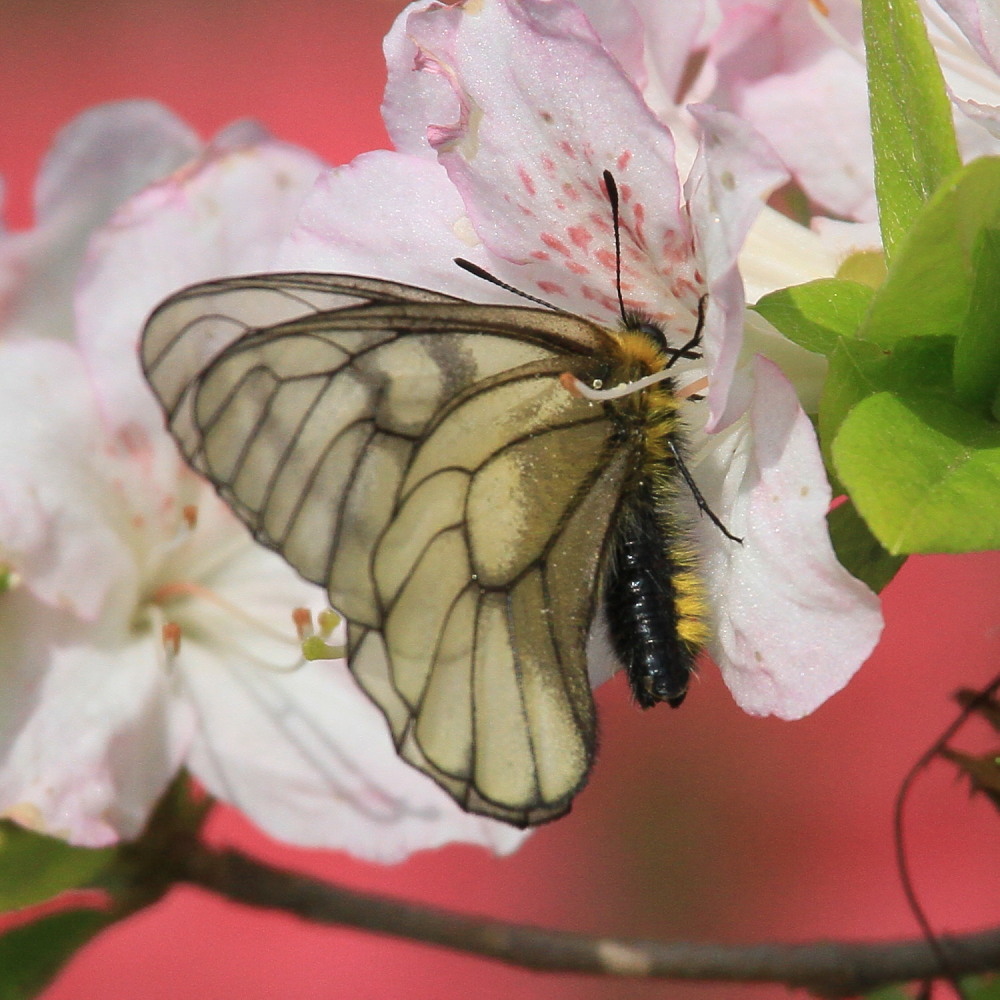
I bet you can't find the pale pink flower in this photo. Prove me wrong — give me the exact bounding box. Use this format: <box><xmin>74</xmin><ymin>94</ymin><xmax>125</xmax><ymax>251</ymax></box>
<box><xmin>693</xmin><ymin>0</ymin><xmax>1000</xmax><ymax>222</ymax></box>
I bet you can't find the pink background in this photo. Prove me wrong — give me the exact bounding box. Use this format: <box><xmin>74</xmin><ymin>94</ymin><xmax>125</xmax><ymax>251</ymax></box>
<box><xmin>3</xmin><ymin>3</ymin><xmax>998</xmax><ymax>998</ymax></box>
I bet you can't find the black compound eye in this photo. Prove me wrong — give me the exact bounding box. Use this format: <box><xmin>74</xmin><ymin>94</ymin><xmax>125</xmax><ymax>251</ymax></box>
<box><xmin>634</xmin><ymin>320</ymin><xmax>669</xmax><ymax>352</ymax></box>
<box><xmin>621</xmin><ymin>310</ymin><xmax>670</xmax><ymax>352</ymax></box>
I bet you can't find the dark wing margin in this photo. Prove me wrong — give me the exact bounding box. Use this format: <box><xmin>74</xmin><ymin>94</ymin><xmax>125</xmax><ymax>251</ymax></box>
<box><xmin>141</xmin><ymin>272</ymin><xmax>630</xmax><ymax>826</ymax></box>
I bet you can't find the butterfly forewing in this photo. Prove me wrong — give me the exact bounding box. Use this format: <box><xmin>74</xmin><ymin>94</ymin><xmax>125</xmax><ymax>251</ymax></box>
<box><xmin>141</xmin><ymin>272</ymin><xmax>631</xmax><ymax>826</ymax></box>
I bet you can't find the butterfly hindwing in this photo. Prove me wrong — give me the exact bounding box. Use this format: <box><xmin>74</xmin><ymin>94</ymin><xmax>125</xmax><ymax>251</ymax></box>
<box><xmin>142</xmin><ymin>273</ymin><xmax>631</xmax><ymax>825</ymax></box>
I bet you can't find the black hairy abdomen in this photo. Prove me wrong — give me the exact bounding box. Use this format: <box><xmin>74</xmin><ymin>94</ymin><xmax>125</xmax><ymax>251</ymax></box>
<box><xmin>603</xmin><ymin>480</ymin><xmax>694</xmax><ymax>710</ymax></box>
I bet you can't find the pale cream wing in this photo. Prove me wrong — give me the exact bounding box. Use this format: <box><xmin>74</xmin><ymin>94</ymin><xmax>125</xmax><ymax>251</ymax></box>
<box><xmin>350</xmin><ymin>367</ymin><xmax>631</xmax><ymax>826</ymax></box>
<box><xmin>142</xmin><ymin>272</ymin><xmax>463</xmax><ymax>426</ymax></box>
<box><xmin>141</xmin><ymin>273</ymin><xmax>627</xmax><ymax>826</ymax></box>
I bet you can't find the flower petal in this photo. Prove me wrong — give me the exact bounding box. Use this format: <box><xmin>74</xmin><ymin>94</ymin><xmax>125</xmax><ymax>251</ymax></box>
<box><xmin>397</xmin><ymin>0</ymin><xmax>702</xmax><ymax>330</ymax></box>
<box><xmin>626</xmin><ymin>0</ymin><xmax>708</xmax><ymax>116</ymax></box>
<box><xmin>0</xmin><ymin>340</ymin><xmax>136</xmax><ymax>621</ymax></box>
<box><xmin>684</xmin><ymin>104</ymin><xmax>788</xmax><ymax>432</ymax></box>
<box><xmin>698</xmin><ymin>357</ymin><xmax>883</xmax><ymax>719</ymax></box>
<box><xmin>935</xmin><ymin>0</ymin><xmax>1000</xmax><ymax>73</ymax></box>
<box><xmin>708</xmin><ymin>0</ymin><xmax>876</xmax><ymax>221</ymax></box>
<box><xmin>183</xmin><ymin>651</ymin><xmax>526</xmax><ymax>860</ymax></box>
<box><xmin>276</xmin><ymin>150</ymin><xmax>510</xmax><ymax>300</ymax></box>
<box><xmin>0</xmin><ymin>588</ymin><xmax>192</xmax><ymax>846</ymax></box>
<box><xmin>76</xmin><ymin>139</ymin><xmax>324</xmax><ymax>437</ymax></box>
<box><xmin>0</xmin><ymin>101</ymin><xmax>200</xmax><ymax>344</ymax></box>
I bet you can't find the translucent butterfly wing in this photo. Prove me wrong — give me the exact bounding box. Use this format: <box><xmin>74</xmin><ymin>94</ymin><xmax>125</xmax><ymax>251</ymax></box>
<box><xmin>142</xmin><ymin>273</ymin><xmax>629</xmax><ymax>826</ymax></box>
<box><xmin>142</xmin><ymin>273</ymin><xmax>463</xmax><ymax>465</ymax></box>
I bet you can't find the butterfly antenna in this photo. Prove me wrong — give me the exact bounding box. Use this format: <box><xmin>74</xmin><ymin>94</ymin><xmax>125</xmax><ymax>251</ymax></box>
<box><xmin>453</xmin><ymin>258</ymin><xmax>561</xmax><ymax>311</ymax></box>
<box><xmin>602</xmin><ymin>170</ymin><xmax>628</xmax><ymax>325</ymax></box>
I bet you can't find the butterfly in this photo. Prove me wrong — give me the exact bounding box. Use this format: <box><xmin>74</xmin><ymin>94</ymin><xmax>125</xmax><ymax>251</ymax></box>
<box><xmin>140</xmin><ymin>174</ymin><xmax>735</xmax><ymax>827</ymax></box>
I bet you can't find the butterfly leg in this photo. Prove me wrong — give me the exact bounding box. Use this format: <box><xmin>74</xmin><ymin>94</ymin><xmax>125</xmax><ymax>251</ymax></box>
<box><xmin>668</xmin><ymin>438</ymin><xmax>743</xmax><ymax>543</ymax></box>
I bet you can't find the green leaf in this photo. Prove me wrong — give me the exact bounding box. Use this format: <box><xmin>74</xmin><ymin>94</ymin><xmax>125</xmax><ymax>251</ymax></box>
<box><xmin>0</xmin><ymin>823</ymin><xmax>114</xmax><ymax>911</ymax></box>
<box><xmin>836</xmin><ymin>251</ymin><xmax>887</xmax><ymax>288</ymax></box>
<box><xmin>827</xmin><ymin>500</ymin><xmax>906</xmax><ymax>592</ymax></box>
<box><xmin>860</xmin><ymin>987</ymin><xmax>912</xmax><ymax>1000</ymax></box>
<box><xmin>964</xmin><ymin>974</ymin><xmax>1000</xmax><ymax>999</ymax></box>
<box><xmin>862</xmin><ymin>0</ymin><xmax>960</xmax><ymax>255</ymax></box>
<box><xmin>753</xmin><ymin>279</ymin><xmax>874</xmax><ymax>356</ymax></box>
<box><xmin>833</xmin><ymin>392</ymin><xmax>1000</xmax><ymax>553</ymax></box>
<box><xmin>0</xmin><ymin>909</ymin><xmax>109</xmax><ymax>1000</ymax></box>
<box><xmin>861</xmin><ymin>158</ymin><xmax>1000</xmax><ymax>348</ymax></box>
<box><xmin>820</xmin><ymin>335</ymin><xmax>954</xmax><ymax>468</ymax></box>
<box><xmin>818</xmin><ymin>337</ymin><xmax>895</xmax><ymax>469</ymax></box>
<box><xmin>953</xmin><ymin>227</ymin><xmax>1000</xmax><ymax>418</ymax></box>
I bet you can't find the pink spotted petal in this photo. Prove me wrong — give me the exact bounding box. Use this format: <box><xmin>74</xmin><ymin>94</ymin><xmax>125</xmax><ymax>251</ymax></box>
<box><xmin>697</xmin><ymin>358</ymin><xmax>883</xmax><ymax>719</ymax></box>
<box><xmin>397</xmin><ymin>0</ymin><xmax>704</xmax><ymax>336</ymax></box>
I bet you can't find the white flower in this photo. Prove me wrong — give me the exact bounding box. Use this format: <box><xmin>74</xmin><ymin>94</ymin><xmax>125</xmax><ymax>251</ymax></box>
<box><xmin>0</xmin><ymin>101</ymin><xmax>524</xmax><ymax>859</ymax></box>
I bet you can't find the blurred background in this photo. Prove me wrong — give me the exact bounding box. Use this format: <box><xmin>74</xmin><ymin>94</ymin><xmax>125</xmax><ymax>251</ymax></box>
<box><xmin>3</xmin><ymin>2</ymin><xmax>998</xmax><ymax>998</ymax></box>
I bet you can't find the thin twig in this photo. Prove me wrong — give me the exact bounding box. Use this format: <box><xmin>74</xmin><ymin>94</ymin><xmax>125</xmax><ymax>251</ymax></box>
<box><xmin>893</xmin><ymin>672</ymin><xmax>1000</xmax><ymax>999</ymax></box>
<box><xmin>172</xmin><ymin>844</ymin><xmax>1000</xmax><ymax>997</ymax></box>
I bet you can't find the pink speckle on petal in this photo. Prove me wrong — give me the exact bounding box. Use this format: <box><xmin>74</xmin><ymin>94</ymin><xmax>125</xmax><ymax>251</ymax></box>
<box><xmin>566</xmin><ymin>260</ymin><xmax>589</xmax><ymax>275</ymax></box>
<box><xmin>671</xmin><ymin>276</ymin><xmax>700</xmax><ymax>301</ymax></box>
<box><xmin>632</xmin><ymin>203</ymin><xmax>646</xmax><ymax>247</ymax></box>
<box><xmin>595</xmin><ymin>249</ymin><xmax>617</xmax><ymax>271</ymax></box>
<box><xmin>530</xmin><ymin>250</ymin><xmax>551</xmax><ymax>261</ymax></box>
<box><xmin>567</xmin><ymin>225</ymin><xmax>592</xmax><ymax>250</ymax></box>
<box><xmin>562</xmin><ymin>182</ymin><xmax>580</xmax><ymax>202</ymax></box>
<box><xmin>537</xmin><ymin>281</ymin><xmax>566</xmax><ymax>296</ymax></box>
<box><xmin>517</xmin><ymin>166</ymin><xmax>536</xmax><ymax>197</ymax></box>
<box><xmin>540</xmin><ymin>232</ymin><xmax>572</xmax><ymax>257</ymax></box>
<box><xmin>115</xmin><ymin>422</ymin><xmax>152</xmax><ymax>457</ymax></box>
<box><xmin>619</xmin><ymin>183</ymin><xmax>633</xmax><ymax>203</ymax></box>
<box><xmin>558</xmin><ymin>140</ymin><xmax>577</xmax><ymax>160</ymax></box>
<box><xmin>540</xmin><ymin>154</ymin><xmax>556</xmax><ymax>175</ymax></box>
<box><xmin>587</xmin><ymin>212</ymin><xmax>612</xmax><ymax>234</ymax></box>
<box><xmin>616</xmin><ymin>150</ymin><xmax>632</xmax><ymax>172</ymax></box>
<box><xmin>581</xmin><ymin>285</ymin><xmax>619</xmax><ymax>314</ymax></box>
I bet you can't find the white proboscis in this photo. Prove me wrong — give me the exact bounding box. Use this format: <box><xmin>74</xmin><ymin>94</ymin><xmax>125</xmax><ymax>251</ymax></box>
<box><xmin>564</xmin><ymin>370</ymin><xmax>709</xmax><ymax>402</ymax></box>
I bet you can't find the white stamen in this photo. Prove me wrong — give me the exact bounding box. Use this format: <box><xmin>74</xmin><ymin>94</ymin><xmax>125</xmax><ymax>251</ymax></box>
<box><xmin>921</xmin><ymin>1</ymin><xmax>1000</xmax><ymax>92</ymax></box>
<box><xmin>149</xmin><ymin>579</ymin><xmax>312</xmax><ymax>673</ymax></box>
